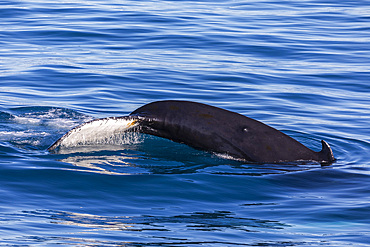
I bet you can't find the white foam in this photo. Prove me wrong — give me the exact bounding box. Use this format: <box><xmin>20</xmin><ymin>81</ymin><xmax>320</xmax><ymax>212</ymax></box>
<box><xmin>13</xmin><ymin>116</ymin><xmax>42</xmax><ymax>125</ymax></box>
<box><xmin>12</xmin><ymin>108</ymin><xmax>91</xmax><ymax>130</ymax></box>
<box><xmin>52</xmin><ymin>117</ymin><xmax>140</xmax><ymax>150</ymax></box>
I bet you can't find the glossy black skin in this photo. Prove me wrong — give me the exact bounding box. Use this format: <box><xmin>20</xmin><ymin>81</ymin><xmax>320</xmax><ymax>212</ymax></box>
<box><xmin>131</xmin><ymin>100</ymin><xmax>335</xmax><ymax>163</ymax></box>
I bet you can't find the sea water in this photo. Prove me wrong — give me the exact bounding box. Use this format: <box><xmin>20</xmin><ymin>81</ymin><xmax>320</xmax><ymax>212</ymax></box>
<box><xmin>1</xmin><ymin>0</ymin><xmax>370</xmax><ymax>246</ymax></box>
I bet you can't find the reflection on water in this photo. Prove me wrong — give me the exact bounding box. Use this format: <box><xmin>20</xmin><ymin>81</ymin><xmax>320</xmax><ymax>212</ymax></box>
<box><xmin>5</xmin><ymin>209</ymin><xmax>352</xmax><ymax>246</ymax></box>
<box><xmin>57</xmin><ymin>145</ymin><xmax>149</xmax><ymax>175</ymax></box>
<box><xmin>6</xmin><ymin>209</ymin><xmax>290</xmax><ymax>246</ymax></box>
<box><xmin>59</xmin><ymin>154</ymin><xmax>147</xmax><ymax>175</ymax></box>
<box><xmin>27</xmin><ymin>209</ymin><xmax>288</xmax><ymax>231</ymax></box>
<box><xmin>56</xmin><ymin>146</ymin><xmax>326</xmax><ymax>176</ymax></box>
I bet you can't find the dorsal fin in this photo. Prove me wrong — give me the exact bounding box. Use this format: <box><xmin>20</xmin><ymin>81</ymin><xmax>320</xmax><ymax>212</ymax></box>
<box><xmin>318</xmin><ymin>140</ymin><xmax>335</xmax><ymax>163</ymax></box>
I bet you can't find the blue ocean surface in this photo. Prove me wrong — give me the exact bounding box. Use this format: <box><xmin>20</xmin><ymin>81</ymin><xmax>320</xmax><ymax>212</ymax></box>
<box><xmin>1</xmin><ymin>0</ymin><xmax>370</xmax><ymax>246</ymax></box>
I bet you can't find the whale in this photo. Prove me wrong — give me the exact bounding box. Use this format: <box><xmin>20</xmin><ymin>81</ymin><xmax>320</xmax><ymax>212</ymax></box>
<box><xmin>48</xmin><ymin>100</ymin><xmax>335</xmax><ymax>164</ymax></box>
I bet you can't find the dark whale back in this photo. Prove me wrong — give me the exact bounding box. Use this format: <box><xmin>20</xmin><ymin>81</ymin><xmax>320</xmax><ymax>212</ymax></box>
<box><xmin>131</xmin><ymin>100</ymin><xmax>334</xmax><ymax>163</ymax></box>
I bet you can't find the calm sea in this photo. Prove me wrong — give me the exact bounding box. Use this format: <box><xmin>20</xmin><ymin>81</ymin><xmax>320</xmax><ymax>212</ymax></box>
<box><xmin>1</xmin><ymin>0</ymin><xmax>370</xmax><ymax>246</ymax></box>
